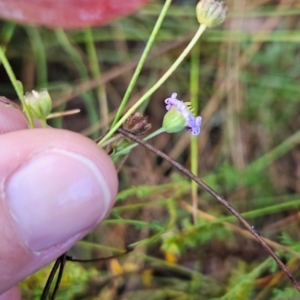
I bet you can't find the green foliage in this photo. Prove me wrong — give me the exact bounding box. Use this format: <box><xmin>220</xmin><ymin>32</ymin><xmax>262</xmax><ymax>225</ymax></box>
<box><xmin>116</xmin><ymin>181</ymin><xmax>189</xmax><ymax>201</ymax></box>
<box><xmin>2</xmin><ymin>0</ymin><xmax>300</xmax><ymax>298</ymax></box>
<box><xmin>161</xmin><ymin>218</ymin><xmax>232</xmax><ymax>259</ymax></box>
<box><xmin>21</xmin><ymin>261</ymin><xmax>97</xmax><ymax>300</ymax></box>
<box><xmin>214</xmin><ymin>259</ymin><xmax>272</xmax><ymax>300</ymax></box>
<box><xmin>280</xmin><ymin>232</ymin><xmax>300</xmax><ymax>253</ymax></box>
<box><xmin>271</xmin><ymin>287</ymin><xmax>300</xmax><ymax>300</ymax></box>
<box><xmin>219</xmin><ymin>262</ymin><xmax>256</xmax><ymax>300</ymax></box>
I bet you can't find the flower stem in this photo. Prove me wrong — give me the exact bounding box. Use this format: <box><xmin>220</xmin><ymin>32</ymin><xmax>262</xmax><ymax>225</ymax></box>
<box><xmin>190</xmin><ymin>43</ymin><xmax>200</xmax><ymax>224</ymax></box>
<box><xmin>0</xmin><ymin>47</ymin><xmax>34</xmax><ymax>128</ymax></box>
<box><xmin>98</xmin><ymin>24</ymin><xmax>207</xmax><ymax>146</ymax></box>
<box><xmin>111</xmin><ymin>0</ymin><xmax>174</xmax><ymax>128</ymax></box>
<box><xmin>41</xmin><ymin>119</ymin><xmax>48</xmax><ymax>128</ymax></box>
<box><xmin>112</xmin><ymin>127</ymin><xmax>165</xmax><ymax>158</ymax></box>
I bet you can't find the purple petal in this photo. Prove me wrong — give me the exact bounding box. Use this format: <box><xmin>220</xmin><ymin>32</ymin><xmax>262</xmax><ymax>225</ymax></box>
<box><xmin>190</xmin><ymin>126</ymin><xmax>200</xmax><ymax>135</ymax></box>
<box><xmin>186</xmin><ymin>115</ymin><xmax>201</xmax><ymax>136</ymax></box>
<box><xmin>165</xmin><ymin>93</ymin><xmax>184</xmax><ymax>111</ymax></box>
<box><xmin>195</xmin><ymin>116</ymin><xmax>202</xmax><ymax>127</ymax></box>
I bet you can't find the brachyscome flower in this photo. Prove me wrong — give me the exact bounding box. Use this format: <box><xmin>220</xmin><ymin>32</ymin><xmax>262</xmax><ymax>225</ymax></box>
<box><xmin>196</xmin><ymin>0</ymin><xmax>228</xmax><ymax>28</ymax></box>
<box><xmin>162</xmin><ymin>93</ymin><xmax>202</xmax><ymax>136</ymax></box>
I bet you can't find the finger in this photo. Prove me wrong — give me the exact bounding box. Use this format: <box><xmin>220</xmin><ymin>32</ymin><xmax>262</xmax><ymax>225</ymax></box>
<box><xmin>0</xmin><ymin>286</ymin><xmax>21</xmax><ymax>300</ymax></box>
<box><xmin>0</xmin><ymin>0</ymin><xmax>150</xmax><ymax>29</ymax></box>
<box><xmin>0</xmin><ymin>97</ymin><xmax>27</xmax><ymax>133</ymax></box>
<box><xmin>0</xmin><ymin>128</ymin><xmax>118</xmax><ymax>293</ymax></box>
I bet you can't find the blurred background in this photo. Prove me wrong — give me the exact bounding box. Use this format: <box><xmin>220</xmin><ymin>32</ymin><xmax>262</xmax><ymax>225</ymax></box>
<box><xmin>1</xmin><ymin>0</ymin><xmax>300</xmax><ymax>299</ymax></box>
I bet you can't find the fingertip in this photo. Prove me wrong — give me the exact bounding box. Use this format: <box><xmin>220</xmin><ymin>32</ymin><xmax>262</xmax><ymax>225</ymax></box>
<box><xmin>0</xmin><ymin>128</ymin><xmax>118</xmax><ymax>291</ymax></box>
<box><xmin>6</xmin><ymin>146</ymin><xmax>116</xmax><ymax>251</ymax></box>
<box><xmin>0</xmin><ymin>98</ymin><xmax>28</xmax><ymax>133</ymax></box>
<box><xmin>0</xmin><ymin>286</ymin><xmax>21</xmax><ymax>300</ymax></box>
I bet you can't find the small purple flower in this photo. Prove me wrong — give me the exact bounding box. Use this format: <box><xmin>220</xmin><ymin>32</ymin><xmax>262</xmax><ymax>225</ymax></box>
<box><xmin>164</xmin><ymin>93</ymin><xmax>202</xmax><ymax>136</ymax></box>
<box><xmin>186</xmin><ymin>113</ymin><xmax>202</xmax><ymax>136</ymax></box>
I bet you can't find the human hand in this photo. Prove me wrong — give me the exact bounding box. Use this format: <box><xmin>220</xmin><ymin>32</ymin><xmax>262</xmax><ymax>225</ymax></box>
<box><xmin>0</xmin><ymin>0</ymin><xmax>151</xmax><ymax>29</ymax></box>
<box><xmin>0</xmin><ymin>98</ymin><xmax>118</xmax><ymax>299</ymax></box>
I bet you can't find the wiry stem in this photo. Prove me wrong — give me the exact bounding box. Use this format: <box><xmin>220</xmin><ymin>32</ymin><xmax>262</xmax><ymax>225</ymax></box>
<box><xmin>117</xmin><ymin>127</ymin><xmax>300</xmax><ymax>293</ymax></box>
<box><xmin>98</xmin><ymin>24</ymin><xmax>207</xmax><ymax>146</ymax></box>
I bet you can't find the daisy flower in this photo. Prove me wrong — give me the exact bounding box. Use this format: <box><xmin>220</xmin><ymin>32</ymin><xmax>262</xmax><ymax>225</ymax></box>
<box><xmin>163</xmin><ymin>93</ymin><xmax>202</xmax><ymax>136</ymax></box>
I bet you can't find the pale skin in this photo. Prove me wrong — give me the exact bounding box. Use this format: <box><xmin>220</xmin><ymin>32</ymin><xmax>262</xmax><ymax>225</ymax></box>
<box><xmin>0</xmin><ymin>99</ymin><xmax>118</xmax><ymax>299</ymax></box>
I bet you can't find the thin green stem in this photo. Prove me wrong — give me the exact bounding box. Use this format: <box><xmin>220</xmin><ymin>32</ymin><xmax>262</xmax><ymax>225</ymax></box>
<box><xmin>190</xmin><ymin>43</ymin><xmax>200</xmax><ymax>225</ymax></box>
<box><xmin>0</xmin><ymin>22</ymin><xmax>16</xmax><ymax>51</ymax></box>
<box><xmin>128</xmin><ymin>231</ymin><xmax>163</xmax><ymax>248</ymax></box>
<box><xmin>111</xmin><ymin>0</ymin><xmax>173</xmax><ymax>128</ymax></box>
<box><xmin>103</xmin><ymin>219</ymin><xmax>157</xmax><ymax>228</ymax></box>
<box><xmin>98</xmin><ymin>24</ymin><xmax>207</xmax><ymax>146</ymax></box>
<box><xmin>77</xmin><ymin>240</ymin><xmax>203</xmax><ymax>278</ymax></box>
<box><xmin>41</xmin><ymin>119</ymin><xmax>48</xmax><ymax>128</ymax></box>
<box><xmin>0</xmin><ymin>47</ymin><xmax>34</xmax><ymax>128</ymax></box>
<box><xmin>85</xmin><ymin>28</ymin><xmax>109</xmax><ymax>132</ymax></box>
<box><xmin>55</xmin><ymin>29</ymin><xmax>99</xmax><ymax>138</ymax></box>
<box><xmin>26</xmin><ymin>27</ymin><xmax>47</xmax><ymax>87</ymax></box>
<box><xmin>112</xmin><ymin>127</ymin><xmax>165</xmax><ymax>158</ymax></box>
<box><xmin>220</xmin><ymin>197</ymin><xmax>300</xmax><ymax>223</ymax></box>
<box><xmin>250</xmin><ymin>129</ymin><xmax>300</xmax><ymax>171</ymax></box>
<box><xmin>166</xmin><ymin>199</ymin><xmax>177</xmax><ymax>228</ymax></box>
<box><xmin>113</xmin><ymin>198</ymin><xmax>170</xmax><ymax>211</ymax></box>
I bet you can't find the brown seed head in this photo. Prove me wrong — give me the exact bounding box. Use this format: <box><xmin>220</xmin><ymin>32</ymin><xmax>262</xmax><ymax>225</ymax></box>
<box><xmin>123</xmin><ymin>112</ymin><xmax>152</xmax><ymax>136</ymax></box>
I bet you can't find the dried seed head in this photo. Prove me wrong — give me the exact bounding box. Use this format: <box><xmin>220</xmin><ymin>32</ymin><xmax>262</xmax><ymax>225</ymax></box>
<box><xmin>123</xmin><ymin>112</ymin><xmax>152</xmax><ymax>136</ymax></box>
<box><xmin>196</xmin><ymin>0</ymin><xmax>228</xmax><ymax>28</ymax></box>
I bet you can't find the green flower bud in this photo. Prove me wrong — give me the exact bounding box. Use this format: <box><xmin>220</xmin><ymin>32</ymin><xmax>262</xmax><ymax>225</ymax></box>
<box><xmin>24</xmin><ymin>89</ymin><xmax>52</xmax><ymax>120</ymax></box>
<box><xmin>196</xmin><ymin>0</ymin><xmax>228</xmax><ymax>28</ymax></box>
<box><xmin>162</xmin><ymin>107</ymin><xmax>186</xmax><ymax>133</ymax></box>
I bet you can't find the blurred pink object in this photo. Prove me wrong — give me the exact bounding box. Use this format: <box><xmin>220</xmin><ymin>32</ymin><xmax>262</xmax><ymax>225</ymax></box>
<box><xmin>0</xmin><ymin>0</ymin><xmax>151</xmax><ymax>29</ymax></box>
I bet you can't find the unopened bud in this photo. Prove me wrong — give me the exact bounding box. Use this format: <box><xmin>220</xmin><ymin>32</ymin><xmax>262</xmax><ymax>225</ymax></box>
<box><xmin>196</xmin><ymin>0</ymin><xmax>227</xmax><ymax>28</ymax></box>
<box><xmin>24</xmin><ymin>89</ymin><xmax>52</xmax><ymax>120</ymax></box>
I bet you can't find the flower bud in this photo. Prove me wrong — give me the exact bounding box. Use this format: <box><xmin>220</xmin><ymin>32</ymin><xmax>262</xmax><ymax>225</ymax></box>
<box><xmin>24</xmin><ymin>89</ymin><xmax>52</xmax><ymax>120</ymax></box>
<box><xmin>196</xmin><ymin>0</ymin><xmax>227</xmax><ymax>28</ymax></box>
<box><xmin>162</xmin><ymin>107</ymin><xmax>186</xmax><ymax>133</ymax></box>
